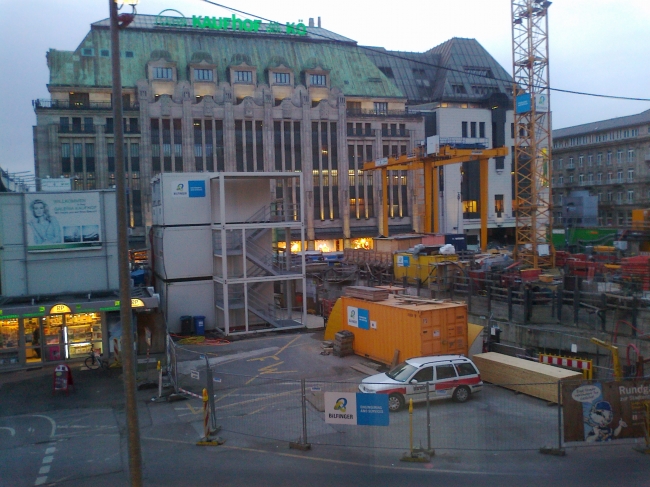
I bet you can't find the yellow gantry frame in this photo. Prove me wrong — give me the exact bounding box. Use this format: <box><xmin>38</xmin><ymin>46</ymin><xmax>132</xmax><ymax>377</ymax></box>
<box><xmin>363</xmin><ymin>145</ymin><xmax>508</xmax><ymax>252</ymax></box>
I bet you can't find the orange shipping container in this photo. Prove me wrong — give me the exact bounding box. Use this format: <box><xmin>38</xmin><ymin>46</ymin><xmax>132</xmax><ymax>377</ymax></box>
<box><xmin>340</xmin><ymin>295</ymin><xmax>468</xmax><ymax>365</ymax></box>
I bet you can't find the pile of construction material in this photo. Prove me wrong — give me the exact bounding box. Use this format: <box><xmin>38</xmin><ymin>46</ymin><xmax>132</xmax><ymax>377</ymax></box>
<box><xmin>473</xmin><ymin>352</ymin><xmax>582</xmax><ymax>403</ymax></box>
<box><xmin>620</xmin><ymin>255</ymin><xmax>650</xmax><ymax>291</ymax></box>
<box><xmin>344</xmin><ymin>286</ymin><xmax>389</xmax><ymax>302</ymax></box>
<box><xmin>333</xmin><ymin>330</ymin><xmax>354</xmax><ymax>357</ymax></box>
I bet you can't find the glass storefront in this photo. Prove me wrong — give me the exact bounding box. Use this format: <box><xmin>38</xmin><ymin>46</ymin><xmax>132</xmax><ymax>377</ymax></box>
<box><xmin>0</xmin><ymin>318</ymin><xmax>20</xmax><ymax>367</ymax></box>
<box><xmin>24</xmin><ymin>318</ymin><xmax>42</xmax><ymax>364</ymax></box>
<box><xmin>64</xmin><ymin>312</ymin><xmax>102</xmax><ymax>359</ymax></box>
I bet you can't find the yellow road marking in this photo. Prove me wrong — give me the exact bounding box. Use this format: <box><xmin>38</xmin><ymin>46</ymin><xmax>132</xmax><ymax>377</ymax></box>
<box><xmin>215</xmin><ymin>389</ymin><xmax>300</xmax><ymax>410</ymax></box>
<box><xmin>186</xmin><ymin>403</ymin><xmax>202</xmax><ymax>415</ymax></box>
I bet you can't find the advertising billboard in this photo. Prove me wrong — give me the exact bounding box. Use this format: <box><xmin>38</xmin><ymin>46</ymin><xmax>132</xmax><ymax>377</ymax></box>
<box><xmin>562</xmin><ymin>379</ymin><xmax>650</xmax><ymax>442</ymax></box>
<box><xmin>25</xmin><ymin>193</ymin><xmax>102</xmax><ymax>252</ymax></box>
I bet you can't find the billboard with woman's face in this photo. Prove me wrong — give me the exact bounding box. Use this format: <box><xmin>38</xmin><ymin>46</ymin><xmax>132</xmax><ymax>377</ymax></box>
<box><xmin>25</xmin><ymin>193</ymin><xmax>102</xmax><ymax>251</ymax></box>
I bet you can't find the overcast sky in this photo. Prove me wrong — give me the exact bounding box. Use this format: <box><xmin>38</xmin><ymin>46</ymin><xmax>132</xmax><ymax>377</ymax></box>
<box><xmin>1</xmin><ymin>0</ymin><xmax>649</xmax><ymax>178</ymax></box>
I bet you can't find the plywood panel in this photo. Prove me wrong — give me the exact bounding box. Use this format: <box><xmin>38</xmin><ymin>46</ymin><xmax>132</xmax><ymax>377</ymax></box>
<box><xmin>473</xmin><ymin>352</ymin><xmax>582</xmax><ymax>403</ymax></box>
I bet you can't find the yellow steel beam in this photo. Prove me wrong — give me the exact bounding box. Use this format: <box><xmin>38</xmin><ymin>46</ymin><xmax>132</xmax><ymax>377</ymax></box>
<box><xmin>432</xmin><ymin>166</ymin><xmax>439</xmax><ymax>234</ymax></box>
<box><xmin>382</xmin><ymin>168</ymin><xmax>389</xmax><ymax>237</ymax></box>
<box><xmin>363</xmin><ymin>146</ymin><xmax>508</xmax><ymax>171</ymax></box>
<box><xmin>480</xmin><ymin>157</ymin><xmax>489</xmax><ymax>252</ymax></box>
<box><xmin>424</xmin><ymin>163</ymin><xmax>433</xmax><ymax>233</ymax></box>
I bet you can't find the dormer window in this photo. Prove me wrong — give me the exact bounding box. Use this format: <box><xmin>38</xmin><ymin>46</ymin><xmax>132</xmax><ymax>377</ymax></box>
<box><xmin>273</xmin><ymin>72</ymin><xmax>290</xmax><ymax>85</ymax></box>
<box><xmin>310</xmin><ymin>74</ymin><xmax>327</xmax><ymax>86</ymax></box>
<box><xmin>234</xmin><ymin>70</ymin><xmax>253</xmax><ymax>83</ymax></box>
<box><xmin>154</xmin><ymin>67</ymin><xmax>173</xmax><ymax>80</ymax></box>
<box><xmin>194</xmin><ymin>69</ymin><xmax>213</xmax><ymax>81</ymax></box>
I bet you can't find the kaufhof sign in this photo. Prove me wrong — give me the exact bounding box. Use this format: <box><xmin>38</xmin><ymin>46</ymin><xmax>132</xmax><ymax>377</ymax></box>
<box><xmin>324</xmin><ymin>392</ymin><xmax>389</xmax><ymax>426</ymax></box>
<box><xmin>155</xmin><ymin>10</ymin><xmax>308</xmax><ymax>36</ymax></box>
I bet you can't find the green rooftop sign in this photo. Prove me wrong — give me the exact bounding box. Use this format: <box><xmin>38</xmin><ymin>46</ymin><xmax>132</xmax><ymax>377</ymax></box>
<box><xmin>155</xmin><ymin>10</ymin><xmax>307</xmax><ymax>36</ymax></box>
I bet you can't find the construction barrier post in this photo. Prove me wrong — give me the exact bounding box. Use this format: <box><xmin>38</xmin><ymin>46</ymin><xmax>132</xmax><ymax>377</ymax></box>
<box><xmin>157</xmin><ymin>360</ymin><xmax>162</xmax><ymax>399</ymax></box>
<box><xmin>196</xmin><ymin>387</ymin><xmax>225</xmax><ymax>446</ymax></box>
<box><xmin>409</xmin><ymin>398</ymin><xmax>413</xmax><ymax>453</ymax></box>
<box><xmin>204</xmin><ymin>356</ymin><xmax>219</xmax><ymax>433</ymax></box>
<box><xmin>540</xmin><ymin>380</ymin><xmax>566</xmax><ymax>456</ymax></box>
<box><xmin>290</xmin><ymin>378</ymin><xmax>311</xmax><ymax>451</ymax></box>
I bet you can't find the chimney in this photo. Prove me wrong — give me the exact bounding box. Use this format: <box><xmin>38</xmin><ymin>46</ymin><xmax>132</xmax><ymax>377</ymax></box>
<box><xmin>309</xmin><ymin>18</ymin><xmax>314</xmax><ymax>27</ymax></box>
<box><xmin>317</xmin><ymin>16</ymin><xmax>321</xmax><ymax>28</ymax></box>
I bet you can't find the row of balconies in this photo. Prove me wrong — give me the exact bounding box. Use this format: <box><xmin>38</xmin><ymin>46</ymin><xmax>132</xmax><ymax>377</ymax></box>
<box><xmin>34</xmin><ymin>99</ymin><xmax>140</xmax><ymax>111</ymax></box>
<box><xmin>346</xmin><ymin>128</ymin><xmax>411</xmax><ymax>138</ymax></box>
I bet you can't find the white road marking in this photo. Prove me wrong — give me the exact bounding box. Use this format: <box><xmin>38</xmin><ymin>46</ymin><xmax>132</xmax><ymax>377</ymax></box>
<box><xmin>38</xmin><ymin>466</ymin><xmax>50</xmax><ymax>474</ymax></box>
<box><xmin>45</xmin><ymin>447</ymin><xmax>56</xmax><ymax>454</ymax></box>
<box><xmin>34</xmin><ymin>476</ymin><xmax>48</xmax><ymax>486</ymax></box>
<box><xmin>42</xmin><ymin>456</ymin><xmax>53</xmax><ymax>464</ymax></box>
<box><xmin>30</xmin><ymin>414</ymin><xmax>57</xmax><ymax>438</ymax></box>
<box><xmin>0</xmin><ymin>426</ymin><xmax>15</xmax><ymax>436</ymax></box>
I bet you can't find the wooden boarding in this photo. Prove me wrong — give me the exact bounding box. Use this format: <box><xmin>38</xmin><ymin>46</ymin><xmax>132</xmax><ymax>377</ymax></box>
<box><xmin>473</xmin><ymin>352</ymin><xmax>582</xmax><ymax>403</ymax></box>
<box><xmin>344</xmin><ymin>286</ymin><xmax>390</xmax><ymax>302</ymax></box>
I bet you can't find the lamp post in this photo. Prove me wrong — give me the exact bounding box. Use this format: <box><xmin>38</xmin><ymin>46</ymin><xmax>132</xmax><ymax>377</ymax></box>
<box><xmin>109</xmin><ymin>1</ymin><xmax>142</xmax><ymax>485</ymax></box>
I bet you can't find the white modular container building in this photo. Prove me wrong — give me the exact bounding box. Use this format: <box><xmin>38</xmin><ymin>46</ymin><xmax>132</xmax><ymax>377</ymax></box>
<box><xmin>153</xmin><ymin>226</ymin><xmax>212</xmax><ymax>280</ymax></box>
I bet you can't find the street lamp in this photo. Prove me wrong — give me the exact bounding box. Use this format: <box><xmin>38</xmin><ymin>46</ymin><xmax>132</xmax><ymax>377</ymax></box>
<box><xmin>109</xmin><ymin>1</ymin><xmax>142</xmax><ymax>485</ymax></box>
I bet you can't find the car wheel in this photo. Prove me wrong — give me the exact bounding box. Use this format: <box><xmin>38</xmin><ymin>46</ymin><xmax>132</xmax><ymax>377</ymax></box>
<box><xmin>452</xmin><ymin>385</ymin><xmax>470</xmax><ymax>403</ymax></box>
<box><xmin>388</xmin><ymin>393</ymin><xmax>404</xmax><ymax>412</ymax></box>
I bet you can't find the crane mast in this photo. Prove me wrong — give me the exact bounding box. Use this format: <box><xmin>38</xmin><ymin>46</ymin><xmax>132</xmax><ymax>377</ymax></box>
<box><xmin>512</xmin><ymin>0</ymin><xmax>555</xmax><ymax>268</ymax></box>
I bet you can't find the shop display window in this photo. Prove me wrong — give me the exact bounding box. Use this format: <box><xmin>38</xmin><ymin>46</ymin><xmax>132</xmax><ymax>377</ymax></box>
<box><xmin>24</xmin><ymin>317</ymin><xmax>43</xmax><ymax>364</ymax></box>
<box><xmin>64</xmin><ymin>313</ymin><xmax>102</xmax><ymax>359</ymax></box>
<box><xmin>43</xmin><ymin>315</ymin><xmax>63</xmax><ymax>362</ymax></box>
<box><xmin>0</xmin><ymin>318</ymin><xmax>20</xmax><ymax>367</ymax></box>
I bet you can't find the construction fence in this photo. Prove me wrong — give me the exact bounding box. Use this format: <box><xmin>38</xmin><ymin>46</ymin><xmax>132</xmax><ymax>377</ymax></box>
<box><xmin>166</xmin><ymin>335</ymin><xmax>649</xmax><ymax>453</ymax></box>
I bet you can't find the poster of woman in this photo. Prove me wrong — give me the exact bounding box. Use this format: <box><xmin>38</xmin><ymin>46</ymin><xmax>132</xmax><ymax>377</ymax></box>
<box><xmin>25</xmin><ymin>193</ymin><xmax>102</xmax><ymax>251</ymax></box>
<box><xmin>27</xmin><ymin>199</ymin><xmax>62</xmax><ymax>244</ymax></box>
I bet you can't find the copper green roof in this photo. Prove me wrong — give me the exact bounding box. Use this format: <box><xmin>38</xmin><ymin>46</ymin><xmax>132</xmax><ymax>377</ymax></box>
<box><xmin>46</xmin><ymin>15</ymin><xmax>405</xmax><ymax>99</ymax></box>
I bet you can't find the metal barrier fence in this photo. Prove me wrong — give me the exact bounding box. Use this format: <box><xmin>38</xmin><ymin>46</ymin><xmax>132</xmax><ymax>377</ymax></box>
<box><xmin>167</xmin><ymin>336</ymin><xmax>563</xmax><ymax>452</ymax></box>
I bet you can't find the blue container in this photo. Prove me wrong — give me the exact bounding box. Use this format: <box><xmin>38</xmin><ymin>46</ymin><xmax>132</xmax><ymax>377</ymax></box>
<box><xmin>193</xmin><ymin>316</ymin><xmax>205</xmax><ymax>336</ymax></box>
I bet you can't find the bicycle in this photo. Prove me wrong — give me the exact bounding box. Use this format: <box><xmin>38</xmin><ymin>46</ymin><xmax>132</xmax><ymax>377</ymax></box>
<box><xmin>84</xmin><ymin>349</ymin><xmax>108</xmax><ymax>370</ymax></box>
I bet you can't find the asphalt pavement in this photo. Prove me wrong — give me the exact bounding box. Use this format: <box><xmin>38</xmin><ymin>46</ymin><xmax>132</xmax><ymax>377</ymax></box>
<box><xmin>1</xmin><ymin>330</ymin><xmax>649</xmax><ymax>487</ymax></box>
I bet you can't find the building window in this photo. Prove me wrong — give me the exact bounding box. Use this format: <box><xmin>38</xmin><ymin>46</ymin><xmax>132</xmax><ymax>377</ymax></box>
<box><xmin>273</xmin><ymin>72</ymin><xmax>290</xmax><ymax>85</ymax></box>
<box><xmin>607</xmin><ymin>152</ymin><xmax>612</xmax><ymax>165</ymax></box>
<box><xmin>598</xmin><ymin>192</ymin><xmax>602</xmax><ymax>202</ymax></box>
<box><xmin>579</xmin><ymin>173</ymin><xmax>584</xmax><ymax>184</ymax></box>
<box><xmin>470</xmin><ymin>122</ymin><xmax>477</xmax><ymax>138</ymax></box>
<box><xmin>154</xmin><ymin>67</ymin><xmax>173</xmax><ymax>80</ymax></box>
<box><xmin>310</xmin><ymin>74</ymin><xmax>326</xmax><ymax>86</ymax></box>
<box><xmin>558</xmin><ymin>158</ymin><xmax>563</xmax><ymax>169</ymax></box>
<box><xmin>597</xmin><ymin>152</ymin><xmax>602</xmax><ymax>165</ymax></box>
<box><xmin>568</xmin><ymin>157</ymin><xmax>574</xmax><ymax>169</ymax></box>
<box><xmin>462</xmin><ymin>122</ymin><xmax>468</xmax><ymax>138</ymax></box>
<box><xmin>617</xmin><ymin>150</ymin><xmax>623</xmax><ymax>164</ymax></box>
<box><xmin>607</xmin><ymin>192</ymin><xmax>612</xmax><ymax>202</ymax></box>
<box><xmin>628</xmin><ymin>149</ymin><xmax>635</xmax><ymax>163</ymax></box>
<box><xmin>479</xmin><ymin>122</ymin><xmax>485</xmax><ymax>138</ymax></box>
<box><xmin>597</xmin><ymin>172</ymin><xmax>602</xmax><ymax>183</ymax></box>
<box><xmin>373</xmin><ymin>102</ymin><xmax>387</xmax><ymax>115</ymax></box>
<box><xmin>125</xmin><ymin>51</ymin><xmax>134</xmax><ymax>58</ymax></box>
<box><xmin>234</xmin><ymin>70</ymin><xmax>253</xmax><ymax>83</ymax></box>
<box><xmin>617</xmin><ymin>192</ymin><xmax>623</xmax><ymax>203</ymax></box>
<box><xmin>578</xmin><ymin>155</ymin><xmax>584</xmax><ymax>167</ymax></box>
<box><xmin>100</xmin><ymin>49</ymin><xmax>110</xmax><ymax>57</ymax></box>
<box><xmin>617</xmin><ymin>170</ymin><xmax>623</xmax><ymax>182</ymax></box>
<box><xmin>558</xmin><ymin>175</ymin><xmax>563</xmax><ymax>185</ymax></box>
<box><xmin>494</xmin><ymin>194</ymin><xmax>504</xmax><ymax>215</ymax></box>
<box><xmin>194</xmin><ymin>69</ymin><xmax>213</xmax><ymax>81</ymax></box>
<box><xmin>569</xmin><ymin>174</ymin><xmax>574</xmax><ymax>184</ymax></box>
<box><xmin>628</xmin><ymin>190</ymin><xmax>634</xmax><ymax>202</ymax></box>
<box><xmin>588</xmin><ymin>155</ymin><xmax>593</xmax><ymax>166</ymax></box>
<box><xmin>607</xmin><ymin>172</ymin><xmax>612</xmax><ymax>183</ymax></box>
<box><xmin>628</xmin><ymin>169</ymin><xmax>634</xmax><ymax>181</ymax></box>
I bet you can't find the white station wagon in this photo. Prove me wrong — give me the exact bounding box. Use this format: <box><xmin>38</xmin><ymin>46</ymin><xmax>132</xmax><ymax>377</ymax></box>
<box><xmin>359</xmin><ymin>355</ymin><xmax>483</xmax><ymax>412</ymax></box>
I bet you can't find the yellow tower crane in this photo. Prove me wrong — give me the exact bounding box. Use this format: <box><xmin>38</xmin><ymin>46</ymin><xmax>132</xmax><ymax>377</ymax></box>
<box><xmin>511</xmin><ymin>0</ymin><xmax>555</xmax><ymax>268</ymax></box>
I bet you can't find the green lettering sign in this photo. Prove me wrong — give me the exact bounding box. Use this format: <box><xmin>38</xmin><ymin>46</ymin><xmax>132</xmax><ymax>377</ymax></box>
<box><xmin>156</xmin><ymin>10</ymin><xmax>306</xmax><ymax>36</ymax></box>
